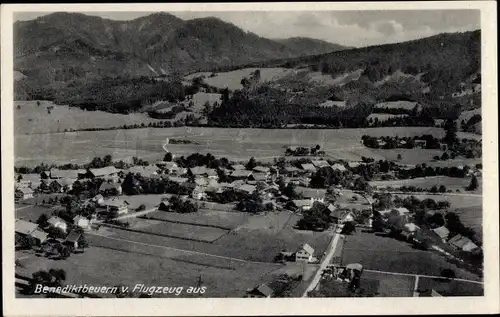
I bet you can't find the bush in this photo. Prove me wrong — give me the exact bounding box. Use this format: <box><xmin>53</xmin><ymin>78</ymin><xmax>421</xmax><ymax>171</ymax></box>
<box><xmin>136</xmin><ymin>204</ymin><xmax>146</xmax><ymax>212</ymax></box>
<box><xmin>441</xmin><ymin>268</ymin><xmax>456</xmax><ymax>279</ymax></box>
<box><xmin>341</xmin><ymin>221</ymin><xmax>356</xmax><ymax>235</ymax></box>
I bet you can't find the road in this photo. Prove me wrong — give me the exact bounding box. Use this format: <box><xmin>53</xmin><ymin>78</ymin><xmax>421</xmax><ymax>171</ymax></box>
<box><xmin>302</xmin><ymin>228</ymin><xmax>343</xmax><ymax>297</ymax></box>
<box><xmin>93</xmin><ymin>207</ymin><xmax>158</xmax><ymax>224</ymax></box>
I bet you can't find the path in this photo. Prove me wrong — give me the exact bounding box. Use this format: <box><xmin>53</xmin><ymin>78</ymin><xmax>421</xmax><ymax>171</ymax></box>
<box><xmin>93</xmin><ymin>208</ymin><xmax>158</xmax><ymax>224</ymax></box>
<box><xmin>302</xmin><ymin>228</ymin><xmax>343</xmax><ymax>297</ymax></box>
<box><xmin>87</xmin><ymin>231</ymin><xmax>281</xmax><ymax>266</ymax></box>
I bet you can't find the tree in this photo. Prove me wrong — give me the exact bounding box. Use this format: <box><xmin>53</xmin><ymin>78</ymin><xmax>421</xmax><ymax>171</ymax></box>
<box><xmin>36</xmin><ymin>214</ymin><xmax>49</xmax><ymax>227</ymax></box>
<box><xmin>466</xmin><ymin>175</ymin><xmax>479</xmax><ymax>191</ymax></box>
<box><xmin>397</xmin><ymin>154</ymin><xmax>402</xmax><ymax>160</ymax></box>
<box><xmin>246</xmin><ymin>157</ymin><xmax>257</xmax><ymax>170</ymax></box>
<box><xmin>78</xmin><ymin>235</ymin><xmax>89</xmax><ymax>252</ymax></box>
<box><xmin>438</xmin><ymin>185</ymin><xmax>447</xmax><ymax>193</ymax></box>
<box><xmin>37</xmin><ymin>101</ymin><xmax>41</xmax><ymax>107</ymax></box>
<box><xmin>430</xmin><ymin>185</ymin><xmax>438</xmax><ymax>193</ymax></box>
<box><xmin>441</xmin><ymin>268</ymin><xmax>456</xmax><ymax>279</ymax></box>
<box><xmin>443</xmin><ymin>119</ymin><xmax>458</xmax><ymax>146</ymax></box>
<box><xmin>163</xmin><ymin>152</ymin><xmax>173</xmax><ymax>162</ymax></box>
<box><xmin>341</xmin><ymin>221</ymin><xmax>356</xmax><ymax>235</ymax></box>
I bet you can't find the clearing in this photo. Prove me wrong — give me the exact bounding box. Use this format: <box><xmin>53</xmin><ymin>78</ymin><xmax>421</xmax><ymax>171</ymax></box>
<box><xmin>369</xmin><ymin>176</ymin><xmax>482</xmax><ymax>193</ymax></box>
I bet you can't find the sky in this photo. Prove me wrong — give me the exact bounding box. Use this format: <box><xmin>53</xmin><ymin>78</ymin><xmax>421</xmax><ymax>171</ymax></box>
<box><xmin>14</xmin><ymin>10</ymin><xmax>480</xmax><ymax>47</ymax></box>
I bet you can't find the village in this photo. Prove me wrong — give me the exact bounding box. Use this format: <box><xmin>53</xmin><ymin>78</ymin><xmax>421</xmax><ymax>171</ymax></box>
<box><xmin>14</xmin><ymin>142</ymin><xmax>483</xmax><ymax>298</ymax></box>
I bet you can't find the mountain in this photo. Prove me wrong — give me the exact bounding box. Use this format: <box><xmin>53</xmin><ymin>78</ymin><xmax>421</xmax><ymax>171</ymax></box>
<box><xmin>14</xmin><ymin>12</ymin><xmax>348</xmax><ymax>84</ymax></box>
<box><xmin>275</xmin><ymin>37</ymin><xmax>353</xmax><ymax>56</ymax></box>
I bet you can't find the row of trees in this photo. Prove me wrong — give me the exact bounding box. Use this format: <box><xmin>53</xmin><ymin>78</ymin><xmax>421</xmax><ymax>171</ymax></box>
<box><xmin>361</xmin><ymin>134</ymin><xmax>442</xmax><ymax>149</ymax></box>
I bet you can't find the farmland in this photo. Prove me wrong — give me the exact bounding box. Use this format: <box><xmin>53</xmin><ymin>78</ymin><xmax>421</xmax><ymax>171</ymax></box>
<box><xmin>369</xmin><ymin>176</ymin><xmax>482</xmax><ymax>193</ymax></box>
<box><xmin>15</xmin><ymin>247</ymin><xmax>281</xmax><ymax>298</ymax></box>
<box><xmin>340</xmin><ymin>231</ymin><xmax>482</xmax><ymax>282</ymax></box>
<box><xmin>417</xmin><ymin>276</ymin><xmax>483</xmax><ymax>296</ymax></box>
<box><xmin>91</xmin><ymin>210</ymin><xmax>331</xmax><ymax>263</ymax></box>
<box><xmin>453</xmin><ymin>205</ymin><xmax>483</xmax><ymax>237</ymax></box>
<box><xmin>15</xmin><ymin>126</ymin><xmax>448</xmax><ymax>166</ymax></box>
<box><xmin>184</xmin><ymin>68</ymin><xmax>299</xmax><ymax>91</ymax></box>
<box><xmin>391</xmin><ymin>193</ymin><xmax>482</xmax><ymax>208</ymax></box>
<box><xmin>367</xmin><ymin>113</ymin><xmax>408</xmax><ymax>122</ymax></box>
<box><xmin>373</xmin><ymin>101</ymin><xmax>418</xmax><ymax>110</ymax></box>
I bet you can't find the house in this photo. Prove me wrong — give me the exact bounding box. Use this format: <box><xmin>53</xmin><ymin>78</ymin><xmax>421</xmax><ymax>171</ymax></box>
<box><xmin>15</xmin><ymin>219</ymin><xmax>38</xmax><ymax>236</ymax></box>
<box><xmin>295</xmin><ymin>243</ymin><xmax>315</xmax><ymax>262</ymax></box>
<box><xmin>448</xmin><ymin>234</ymin><xmax>479</xmax><ymax>252</ymax></box>
<box><xmin>126</xmin><ymin>166</ymin><xmax>159</xmax><ymax>178</ymax></box>
<box><xmin>88</xmin><ymin>166</ymin><xmax>119</xmax><ymax>179</ymax></box>
<box><xmin>402</xmin><ymin>223</ymin><xmax>420</xmax><ymax>239</ymax></box>
<box><xmin>284</xmin><ymin>166</ymin><xmax>300</xmax><ymax>176</ymax></box>
<box><xmin>296</xmin><ymin>187</ymin><xmax>325</xmax><ymax>203</ymax></box>
<box><xmin>300</xmin><ymin>164</ymin><xmax>317</xmax><ymax>173</ymax></box>
<box><xmin>47</xmin><ymin>216</ymin><xmax>68</xmax><ymax>233</ymax></box>
<box><xmin>73</xmin><ymin>215</ymin><xmax>91</xmax><ymax>229</ymax></box>
<box><xmin>431</xmin><ymin>226</ymin><xmax>450</xmax><ymax>243</ymax></box>
<box><xmin>191</xmin><ymin>186</ymin><xmax>207</xmax><ymax>200</ymax></box>
<box><xmin>92</xmin><ymin>194</ymin><xmax>104</xmax><ymax>205</ymax></box>
<box><xmin>18</xmin><ymin>173</ymin><xmax>42</xmax><ymax>189</ymax></box>
<box><xmin>340</xmin><ymin>211</ymin><xmax>355</xmax><ymax>224</ymax></box>
<box><xmin>246</xmin><ymin>283</ymin><xmax>273</xmax><ymax>298</ymax></box>
<box><xmin>99</xmin><ymin>181</ymin><xmax>123</xmax><ymax>195</ymax></box>
<box><xmin>189</xmin><ymin>166</ymin><xmax>208</xmax><ymax>176</ymax></box>
<box><xmin>64</xmin><ymin>230</ymin><xmax>82</xmax><ymax>250</ymax></box>
<box><xmin>194</xmin><ymin>177</ymin><xmax>209</xmax><ymax>187</ymax></box>
<box><xmin>347</xmin><ymin>162</ymin><xmax>362</xmax><ymax>168</ymax></box>
<box><xmin>206</xmin><ymin>169</ymin><xmax>219</xmax><ymax>180</ymax></box>
<box><xmin>49</xmin><ymin>169</ymin><xmax>79</xmax><ymax>180</ymax></box>
<box><xmin>231</xmin><ymin>164</ymin><xmax>246</xmax><ymax>171</ymax></box>
<box><xmin>101</xmin><ymin>198</ymin><xmax>129</xmax><ymax>215</ymax></box>
<box><xmin>249</xmin><ymin>173</ymin><xmax>268</xmax><ymax>182</ymax></box>
<box><xmin>15</xmin><ymin>187</ymin><xmax>34</xmax><ymax>200</ymax></box>
<box><xmin>167</xmin><ymin>176</ymin><xmax>188</xmax><ymax>184</ymax></box>
<box><xmin>230</xmin><ymin>170</ymin><xmax>253</xmax><ymax>179</ymax></box>
<box><xmin>158</xmin><ymin>201</ymin><xmax>171</xmax><ymax>212</ymax></box>
<box><xmin>157</xmin><ymin>161</ymin><xmax>178</xmax><ymax>170</ymax></box>
<box><xmin>414</xmin><ymin>140</ymin><xmax>427</xmax><ymax>149</ymax></box>
<box><xmin>311</xmin><ymin>160</ymin><xmax>330</xmax><ymax>169</ymax></box>
<box><xmin>331</xmin><ymin>163</ymin><xmax>347</xmax><ymax>172</ymax></box>
<box><xmin>253</xmin><ymin>166</ymin><xmax>270</xmax><ymax>174</ymax></box>
<box><xmin>292</xmin><ymin>199</ymin><xmax>313</xmax><ymax>211</ymax></box>
<box><xmin>49</xmin><ymin>178</ymin><xmax>75</xmax><ymax>193</ymax></box>
<box><xmin>237</xmin><ymin>184</ymin><xmax>256</xmax><ymax>195</ymax></box>
<box><xmin>15</xmin><ymin>179</ymin><xmax>32</xmax><ymax>189</ymax></box>
<box><xmin>30</xmin><ymin>229</ymin><xmax>49</xmax><ymax>245</ymax></box>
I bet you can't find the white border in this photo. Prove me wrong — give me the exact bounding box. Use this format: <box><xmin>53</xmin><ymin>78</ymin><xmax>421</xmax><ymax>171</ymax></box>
<box><xmin>2</xmin><ymin>2</ymin><xmax>498</xmax><ymax>316</ymax></box>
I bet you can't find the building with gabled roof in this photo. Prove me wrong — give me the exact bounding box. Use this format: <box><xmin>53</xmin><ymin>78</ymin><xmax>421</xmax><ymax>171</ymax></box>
<box><xmin>253</xmin><ymin>166</ymin><xmax>270</xmax><ymax>174</ymax></box>
<box><xmin>246</xmin><ymin>283</ymin><xmax>273</xmax><ymax>298</ymax></box>
<box><xmin>295</xmin><ymin>243</ymin><xmax>315</xmax><ymax>262</ymax></box>
<box><xmin>15</xmin><ymin>219</ymin><xmax>38</xmax><ymax>235</ymax></box>
<box><xmin>431</xmin><ymin>226</ymin><xmax>450</xmax><ymax>242</ymax></box>
<box><xmin>311</xmin><ymin>160</ymin><xmax>330</xmax><ymax>168</ymax></box>
<box><xmin>231</xmin><ymin>170</ymin><xmax>253</xmax><ymax>179</ymax></box>
<box><xmin>331</xmin><ymin>163</ymin><xmax>347</xmax><ymax>172</ymax></box>
<box><xmin>47</xmin><ymin>216</ymin><xmax>68</xmax><ymax>233</ymax></box>
<box><xmin>231</xmin><ymin>164</ymin><xmax>246</xmax><ymax>170</ymax></box>
<box><xmin>448</xmin><ymin>234</ymin><xmax>479</xmax><ymax>252</ymax></box>
<box><xmin>88</xmin><ymin>166</ymin><xmax>119</xmax><ymax>178</ymax></box>
<box><xmin>301</xmin><ymin>163</ymin><xmax>317</xmax><ymax>172</ymax></box>
<box><xmin>101</xmin><ymin>198</ymin><xmax>129</xmax><ymax>215</ymax></box>
<box><xmin>49</xmin><ymin>169</ymin><xmax>79</xmax><ymax>180</ymax></box>
<box><xmin>15</xmin><ymin>187</ymin><xmax>34</xmax><ymax>200</ymax></box>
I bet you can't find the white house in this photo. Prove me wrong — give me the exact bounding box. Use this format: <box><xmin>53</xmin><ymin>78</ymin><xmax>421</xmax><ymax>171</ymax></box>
<box><xmin>92</xmin><ymin>194</ymin><xmax>104</xmax><ymax>205</ymax></box>
<box><xmin>15</xmin><ymin>187</ymin><xmax>34</xmax><ymax>200</ymax></box>
<box><xmin>191</xmin><ymin>186</ymin><xmax>207</xmax><ymax>200</ymax></box>
<box><xmin>402</xmin><ymin>223</ymin><xmax>420</xmax><ymax>239</ymax></box>
<box><xmin>432</xmin><ymin>226</ymin><xmax>450</xmax><ymax>243</ymax></box>
<box><xmin>73</xmin><ymin>215</ymin><xmax>91</xmax><ymax>229</ymax></box>
<box><xmin>295</xmin><ymin>243</ymin><xmax>315</xmax><ymax>262</ymax></box>
<box><xmin>47</xmin><ymin>216</ymin><xmax>68</xmax><ymax>233</ymax></box>
<box><xmin>102</xmin><ymin>198</ymin><xmax>129</xmax><ymax>215</ymax></box>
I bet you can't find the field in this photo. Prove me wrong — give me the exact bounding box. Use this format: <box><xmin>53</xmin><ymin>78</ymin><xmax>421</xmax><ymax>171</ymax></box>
<box><xmin>453</xmin><ymin>205</ymin><xmax>483</xmax><ymax>238</ymax></box>
<box><xmin>369</xmin><ymin>176</ymin><xmax>481</xmax><ymax>193</ymax></box>
<box><xmin>15</xmin><ymin>204</ymin><xmax>55</xmax><ymax>222</ymax></box>
<box><xmin>145</xmin><ymin>209</ymin><xmax>250</xmax><ymax>230</ymax></box>
<box><xmin>373</xmin><ymin>101</ymin><xmax>418</xmax><ymax>110</ymax></box>
<box><xmin>15</xmin><ymin>126</ymin><xmax>450</xmax><ymax>166</ymax></box>
<box><xmin>92</xmin><ymin>210</ymin><xmax>331</xmax><ymax>263</ymax></box>
<box><xmin>184</xmin><ymin>68</ymin><xmax>297</xmax><ymax>91</ymax></box>
<box><xmin>417</xmin><ymin>276</ymin><xmax>483</xmax><ymax>296</ymax></box>
<box><xmin>15</xmin><ymin>247</ymin><xmax>281</xmax><ymax>298</ymax></box>
<box><xmin>391</xmin><ymin>193</ymin><xmax>482</xmax><ymax>208</ymax></box>
<box><xmin>367</xmin><ymin>113</ymin><xmax>408</xmax><ymax>122</ymax></box>
<box><xmin>340</xmin><ymin>231</ymin><xmax>482</xmax><ymax>282</ymax></box>
<box><xmin>14</xmin><ymin>101</ymin><xmax>166</xmax><ymax>135</ymax></box>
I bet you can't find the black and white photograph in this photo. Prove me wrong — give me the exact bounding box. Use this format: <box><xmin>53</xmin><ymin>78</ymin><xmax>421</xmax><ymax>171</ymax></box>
<box><xmin>2</xmin><ymin>2</ymin><xmax>498</xmax><ymax>316</ymax></box>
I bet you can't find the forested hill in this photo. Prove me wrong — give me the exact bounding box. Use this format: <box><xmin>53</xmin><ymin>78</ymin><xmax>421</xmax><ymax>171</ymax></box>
<box><xmin>14</xmin><ymin>12</ymin><xmax>347</xmax><ymax>84</ymax></box>
<box><xmin>265</xmin><ymin>30</ymin><xmax>481</xmax><ymax>97</ymax></box>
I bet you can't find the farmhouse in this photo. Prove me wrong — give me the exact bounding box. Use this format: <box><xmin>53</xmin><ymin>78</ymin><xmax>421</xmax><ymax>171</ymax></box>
<box><xmin>300</xmin><ymin>164</ymin><xmax>317</xmax><ymax>173</ymax></box>
<box><xmin>249</xmin><ymin>173</ymin><xmax>268</xmax><ymax>182</ymax></box>
<box><xmin>158</xmin><ymin>201</ymin><xmax>171</xmax><ymax>211</ymax></box>
<box><xmin>88</xmin><ymin>166</ymin><xmax>119</xmax><ymax>179</ymax></box>
<box><xmin>347</xmin><ymin>162</ymin><xmax>362</xmax><ymax>168</ymax></box>
<box><xmin>231</xmin><ymin>170</ymin><xmax>253</xmax><ymax>179</ymax></box>
<box><xmin>48</xmin><ymin>169</ymin><xmax>79</xmax><ymax>180</ymax></box>
<box><xmin>252</xmin><ymin>166</ymin><xmax>270</xmax><ymax>174</ymax></box>
<box><xmin>47</xmin><ymin>216</ymin><xmax>68</xmax><ymax>233</ymax></box>
<box><xmin>49</xmin><ymin>178</ymin><xmax>75</xmax><ymax>193</ymax></box>
<box><xmin>64</xmin><ymin>231</ymin><xmax>82</xmax><ymax>250</ymax></box>
<box><xmin>292</xmin><ymin>199</ymin><xmax>313</xmax><ymax>211</ymax></box>
<box><xmin>295</xmin><ymin>243</ymin><xmax>315</xmax><ymax>262</ymax></box>
<box><xmin>15</xmin><ymin>179</ymin><xmax>32</xmax><ymax>189</ymax></box>
<box><xmin>296</xmin><ymin>187</ymin><xmax>325</xmax><ymax>203</ymax></box>
<box><xmin>15</xmin><ymin>187</ymin><xmax>34</xmax><ymax>200</ymax></box>
<box><xmin>311</xmin><ymin>160</ymin><xmax>330</xmax><ymax>168</ymax></box>
<box><xmin>246</xmin><ymin>283</ymin><xmax>273</xmax><ymax>298</ymax></box>
<box><xmin>189</xmin><ymin>166</ymin><xmax>217</xmax><ymax>178</ymax></box>
<box><xmin>18</xmin><ymin>174</ymin><xmax>42</xmax><ymax>189</ymax></box>
<box><xmin>15</xmin><ymin>219</ymin><xmax>47</xmax><ymax>244</ymax></box>
<box><xmin>431</xmin><ymin>226</ymin><xmax>450</xmax><ymax>243</ymax></box>
<box><xmin>237</xmin><ymin>184</ymin><xmax>256</xmax><ymax>195</ymax></box>
<box><xmin>101</xmin><ymin>198</ymin><xmax>129</xmax><ymax>215</ymax></box>
<box><xmin>191</xmin><ymin>186</ymin><xmax>207</xmax><ymax>200</ymax></box>
<box><xmin>402</xmin><ymin>223</ymin><xmax>420</xmax><ymax>239</ymax></box>
<box><xmin>99</xmin><ymin>181</ymin><xmax>123</xmax><ymax>196</ymax></box>
<box><xmin>127</xmin><ymin>166</ymin><xmax>159</xmax><ymax>178</ymax></box>
<box><xmin>448</xmin><ymin>234</ymin><xmax>479</xmax><ymax>252</ymax></box>
<box><xmin>30</xmin><ymin>229</ymin><xmax>49</xmax><ymax>245</ymax></box>
<box><xmin>231</xmin><ymin>164</ymin><xmax>246</xmax><ymax>171</ymax></box>
<box><xmin>331</xmin><ymin>163</ymin><xmax>347</xmax><ymax>172</ymax></box>
<box><xmin>283</xmin><ymin>166</ymin><xmax>300</xmax><ymax>176</ymax></box>
<box><xmin>168</xmin><ymin>176</ymin><xmax>189</xmax><ymax>184</ymax></box>
<box><xmin>414</xmin><ymin>140</ymin><xmax>427</xmax><ymax>149</ymax></box>
<box><xmin>73</xmin><ymin>215</ymin><xmax>91</xmax><ymax>229</ymax></box>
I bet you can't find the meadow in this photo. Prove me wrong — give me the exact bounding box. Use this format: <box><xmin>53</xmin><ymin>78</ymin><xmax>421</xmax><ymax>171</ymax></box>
<box><xmin>367</xmin><ymin>113</ymin><xmax>408</xmax><ymax>122</ymax></box>
<box><xmin>15</xmin><ymin>246</ymin><xmax>281</xmax><ymax>298</ymax></box>
<box><xmin>340</xmin><ymin>231</ymin><xmax>482</xmax><ymax>282</ymax></box>
<box><xmin>373</xmin><ymin>101</ymin><xmax>418</xmax><ymax>110</ymax></box>
<box><xmin>417</xmin><ymin>276</ymin><xmax>483</xmax><ymax>296</ymax></box>
<box><xmin>15</xmin><ymin>126</ymin><xmax>449</xmax><ymax>166</ymax></box>
<box><xmin>369</xmin><ymin>176</ymin><xmax>481</xmax><ymax>192</ymax></box>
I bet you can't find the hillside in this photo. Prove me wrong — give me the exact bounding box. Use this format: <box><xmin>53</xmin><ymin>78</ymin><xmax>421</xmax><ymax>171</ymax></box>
<box><xmin>275</xmin><ymin>37</ymin><xmax>352</xmax><ymax>56</ymax></box>
<box><xmin>14</xmin><ymin>12</ymin><xmax>347</xmax><ymax>87</ymax></box>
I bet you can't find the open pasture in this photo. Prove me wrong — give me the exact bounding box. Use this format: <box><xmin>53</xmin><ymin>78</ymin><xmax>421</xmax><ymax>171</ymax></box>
<box><xmin>15</xmin><ymin>246</ymin><xmax>280</xmax><ymax>298</ymax></box>
<box><xmin>391</xmin><ymin>193</ymin><xmax>482</xmax><ymax>209</ymax></box>
<box><xmin>453</xmin><ymin>205</ymin><xmax>483</xmax><ymax>237</ymax></box>
<box><xmin>369</xmin><ymin>176</ymin><xmax>480</xmax><ymax>192</ymax></box>
<box><xmin>98</xmin><ymin>210</ymin><xmax>331</xmax><ymax>263</ymax></box>
<box><xmin>14</xmin><ymin>100</ymin><xmax>165</xmax><ymax>135</ymax></box>
<box><xmin>185</xmin><ymin>68</ymin><xmax>296</xmax><ymax>91</ymax></box>
<box><xmin>147</xmin><ymin>209</ymin><xmax>251</xmax><ymax>230</ymax></box>
<box><xmin>340</xmin><ymin>231</ymin><xmax>481</xmax><ymax>282</ymax></box>
<box><xmin>417</xmin><ymin>276</ymin><xmax>483</xmax><ymax>296</ymax></box>
<box><xmin>15</xmin><ymin>126</ymin><xmax>447</xmax><ymax>167</ymax></box>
